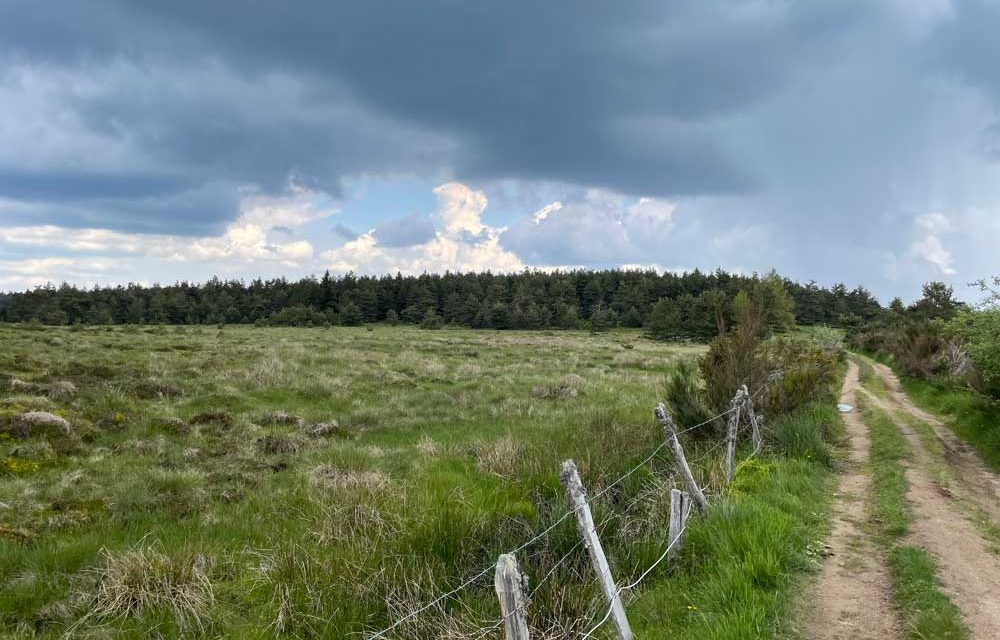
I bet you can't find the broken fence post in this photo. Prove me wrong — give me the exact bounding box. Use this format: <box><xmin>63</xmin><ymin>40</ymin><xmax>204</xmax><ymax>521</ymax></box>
<box><xmin>668</xmin><ymin>488</ymin><xmax>690</xmax><ymax>561</ymax></box>
<box><xmin>560</xmin><ymin>460</ymin><xmax>633</xmax><ymax>640</ymax></box>
<box><xmin>494</xmin><ymin>553</ymin><xmax>530</xmax><ymax>640</ymax></box>
<box><xmin>725</xmin><ymin>387</ymin><xmax>745</xmax><ymax>485</ymax></box>
<box><xmin>654</xmin><ymin>404</ymin><xmax>708</xmax><ymax>516</ymax></box>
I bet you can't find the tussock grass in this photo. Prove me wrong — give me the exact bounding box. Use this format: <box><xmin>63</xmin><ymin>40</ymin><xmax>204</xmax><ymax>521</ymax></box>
<box><xmin>86</xmin><ymin>541</ymin><xmax>214</xmax><ymax>632</ymax></box>
<box><xmin>0</xmin><ymin>324</ymin><xmax>834</xmax><ymax>637</ymax></box>
<box><xmin>769</xmin><ymin>402</ymin><xmax>840</xmax><ymax>468</ymax></box>
<box><xmin>473</xmin><ymin>435</ymin><xmax>524</xmax><ymax>478</ymax></box>
<box><xmin>308</xmin><ymin>464</ymin><xmax>391</xmax><ymax>492</ymax></box>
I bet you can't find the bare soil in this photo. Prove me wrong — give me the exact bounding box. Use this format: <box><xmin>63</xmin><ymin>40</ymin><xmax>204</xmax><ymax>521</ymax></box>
<box><xmin>808</xmin><ymin>360</ymin><xmax>902</xmax><ymax>640</ymax></box>
<box><xmin>871</xmin><ymin>362</ymin><xmax>1000</xmax><ymax>521</ymax></box>
<box><xmin>862</xmin><ymin>363</ymin><xmax>1000</xmax><ymax>639</ymax></box>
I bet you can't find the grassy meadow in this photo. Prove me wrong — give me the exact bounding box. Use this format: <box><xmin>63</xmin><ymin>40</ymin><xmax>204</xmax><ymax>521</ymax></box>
<box><xmin>0</xmin><ymin>324</ymin><xmax>839</xmax><ymax>639</ymax></box>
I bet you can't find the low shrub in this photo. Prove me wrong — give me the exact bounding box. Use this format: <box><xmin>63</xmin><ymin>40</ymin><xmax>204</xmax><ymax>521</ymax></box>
<box><xmin>700</xmin><ymin>329</ymin><xmax>841</xmax><ymax>419</ymax></box>
<box><xmin>663</xmin><ymin>359</ymin><xmax>715</xmax><ymax>436</ymax></box>
<box><xmin>950</xmin><ymin>308</ymin><xmax>1000</xmax><ymax>399</ymax></box>
<box><xmin>759</xmin><ymin>336</ymin><xmax>842</xmax><ymax>417</ymax></box>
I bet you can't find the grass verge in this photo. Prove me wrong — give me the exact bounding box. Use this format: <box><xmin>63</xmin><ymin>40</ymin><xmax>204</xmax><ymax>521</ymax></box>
<box><xmin>629</xmin><ymin>403</ymin><xmax>841</xmax><ymax>639</ymax></box>
<box><xmin>897</xmin><ymin>376</ymin><xmax>1000</xmax><ymax>472</ymax></box>
<box><xmin>859</xmin><ymin>397</ymin><xmax>969</xmax><ymax>640</ymax></box>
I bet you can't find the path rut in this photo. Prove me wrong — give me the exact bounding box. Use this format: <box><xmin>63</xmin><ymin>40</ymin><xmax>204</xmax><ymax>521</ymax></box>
<box><xmin>807</xmin><ymin>360</ymin><xmax>901</xmax><ymax>640</ymax></box>
<box><xmin>860</xmin><ymin>363</ymin><xmax>1000</xmax><ymax>639</ymax></box>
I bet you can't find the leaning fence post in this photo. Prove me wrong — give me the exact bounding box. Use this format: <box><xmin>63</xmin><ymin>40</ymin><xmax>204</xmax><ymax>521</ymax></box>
<box><xmin>494</xmin><ymin>553</ymin><xmax>530</xmax><ymax>640</ymax></box>
<box><xmin>725</xmin><ymin>387</ymin><xmax>745</xmax><ymax>484</ymax></box>
<box><xmin>655</xmin><ymin>404</ymin><xmax>708</xmax><ymax>515</ymax></box>
<box><xmin>742</xmin><ymin>384</ymin><xmax>762</xmax><ymax>453</ymax></box>
<box><xmin>668</xmin><ymin>488</ymin><xmax>690</xmax><ymax>561</ymax></box>
<box><xmin>560</xmin><ymin>460</ymin><xmax>633</xmax><ymax>640</ymax></box>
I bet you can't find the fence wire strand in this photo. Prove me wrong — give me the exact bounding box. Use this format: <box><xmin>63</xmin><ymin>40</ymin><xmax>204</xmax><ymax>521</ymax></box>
<box><xmin>365</xmin><ymin>370</ymin><xmax>784</xmax><ymax>640</ymax></box>
<box><xmin>578</xmin><ymin>522</ymin><xmax>688</xmax><ymax>640</ymax></box>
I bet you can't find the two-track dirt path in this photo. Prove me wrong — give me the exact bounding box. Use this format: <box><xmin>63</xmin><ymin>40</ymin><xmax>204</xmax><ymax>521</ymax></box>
<box><xmin>810</xmin><ymin>360</ymin><xmax>1000</xmax><ymax>639</ymax></box>
<box><xmin>869</xmin><ymin>362</ymin><xmax>1000</xmax><ymax>525</ymax></box>
<box><xmin>859</xmin><ymin>363</ymin><xmax>1000</xmax><ymax>638</ymax></box>
<box><xmin>807</xmin><ymin>360</ymin><xmax>901</xmax><ymax>640</ymax></box>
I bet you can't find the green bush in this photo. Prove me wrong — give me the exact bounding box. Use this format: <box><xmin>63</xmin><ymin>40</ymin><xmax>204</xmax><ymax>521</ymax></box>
<box><xmin>419</xmin><ymin>309</ymin><xmax>444</xmax><ymax>330</ymax></box>
<box><xmin>663</xmin><ymin>359</ymin><xmax>714</xmax><ymax>435</ymax></box>
<box><xmin>264</xmin><ymin>305</ymin><xmax>328</xmax><ymax>327</ymax></box>
<box><xmin>950</xmin><ymin>309</ymin><xmax>1000</xmax><ymax>399</ymax></box>
<box><xmin>697</xmin><ymin>274</ymin><xmax>841</xmax><ymax>431</ymax></box>
<box><xmin>699</xmin><ymin>322</ymin><xmax>770</xmax><ymax>413</ymax></box>
<box><xmin>589</xmin><ymin>304</ymin><xmax>618</xmax><ymax>332</ymax></box>
<box><xmin>340</xmin><ymin>302</ymin><xmax>364</xmax><ymax>326</ymax></box>
<box><xmin>848</xmin><ymin>280</ymin><xmax>965</xmax><ymax>381</ymax></box>
<box><xmin>760</xmin><ymin>336</ymin><xmax>842</xmax><ymax>417</ymax></box>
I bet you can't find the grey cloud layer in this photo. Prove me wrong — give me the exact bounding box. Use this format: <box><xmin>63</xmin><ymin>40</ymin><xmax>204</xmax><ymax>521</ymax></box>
<box><xmin>0</xmin><ymin>1</ymin><xmax>888</xmax><ymax>219</ymax></box>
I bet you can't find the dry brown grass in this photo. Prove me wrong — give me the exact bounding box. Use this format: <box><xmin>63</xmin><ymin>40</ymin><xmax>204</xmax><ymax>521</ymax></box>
<box><xmin>307</xmin><ymin>464</ymin><xmax>391</xmax><ymax>492</ymax></box>
<box><xmin>310</xmin><ymin>500</ymin><xmax>403</xmax><ymax>546</ymax></box>
<box><xmin>85</xmin><ymin>540</ymin><xmax>214</xmax><ymax>632</ymax></box>
<box><xmin>474</xmin><ymin>435</ymin><xmax>524</xmax><ymax>478</ymax></box>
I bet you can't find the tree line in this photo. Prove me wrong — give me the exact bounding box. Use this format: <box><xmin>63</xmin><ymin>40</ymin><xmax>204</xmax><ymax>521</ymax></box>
<box><xmin>0</xmin><ymin>268</ymin><xmax>883</xmax><ymax>335</ymax></box>
<box><xmin>850</xmin><ymin>279</ymin><xmax>1000</xmax><ymax>400</ymax></box>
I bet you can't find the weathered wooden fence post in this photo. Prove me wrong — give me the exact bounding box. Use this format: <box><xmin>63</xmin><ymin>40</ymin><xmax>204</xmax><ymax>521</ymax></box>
<box><xmin>655</xmin><ymin>404</ymin><xmax>708</xmax><ymax>515</ymax></box>
<box><xmin>668</xmin><ymin>488</ymin><xmax>690</xmax><ymax>561</ymax></box>
<box><xmin>560</xmin><ymin>460</ymin><xmax>633</xmax><ymax>640</ymax></box>
<box><xmin>742</xmin><ymin>384</ymin><xmax>763</xmax><ymax>453</ymax></box>
<box><xmin>494</xmin><ymin>553</ymin><xmax>530</xmax><ymax>640</ymax></box>
<box><xmin>725</xmin><ymin>387</ymin><xmax>745</xmax><ymax>484</ymax></box>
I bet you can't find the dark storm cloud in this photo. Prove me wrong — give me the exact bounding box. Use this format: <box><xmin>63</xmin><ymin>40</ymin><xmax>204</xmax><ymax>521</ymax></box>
<box><xmin>118</xmin><ymin>0</ymin><xmax>876</xmax><ymax>195</ymax></box>
<box><xmin>0</xmin><ymin>170</ymin><xmax>189</xmax><ymax>202</ymax></box>
<box><xmin>930</xmin><ymin>0</ymin><xmax>1000</xmax><ymax>101</ymax></box>
<box><xmin>0</xmin><ymin>181</ymin><xmax>242</xmax><ymax>235</ymax></box>
<box><xmin>0</xmin><ymin>0</ymin><xmax>882</xmax><ymax>233</ymax></box>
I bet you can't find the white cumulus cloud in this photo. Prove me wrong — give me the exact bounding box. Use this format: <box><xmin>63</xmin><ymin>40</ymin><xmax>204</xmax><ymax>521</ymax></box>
<box><xmin>503</xmin><ymin>189</ymin><xmax>678</xmax><ymax>265</ymax></box>
<box><xmin>321</xmin><ymin>182</ymin><xmax>523</xmax><ymax>274</ymax></box>
<box><xmin>911</xmin><ymin>212</ymin><xmax>956</xmax><ymax>275</ymax></box>
<box><xmin>0</xmin><ymin>186</ymin><xmax>333</xmax><ymax>290</ymax></box>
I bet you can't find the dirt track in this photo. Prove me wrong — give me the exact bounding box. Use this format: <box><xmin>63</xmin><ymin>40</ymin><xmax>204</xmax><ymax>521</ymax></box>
<box><xmin>807</xmin><ymin>360</ymin><xmax>901</xmax><ymax>640</ymax></box>
<box><xmin>810</xmin><ymin>360</ymin><xmax>1000</xmax><ymax>639</ymax></box>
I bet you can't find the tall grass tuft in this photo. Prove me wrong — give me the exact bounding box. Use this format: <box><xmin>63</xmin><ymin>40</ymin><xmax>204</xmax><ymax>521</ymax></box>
<box><xmin>87</xmin><ymin>541</ymin><xmax>214</xmax><ymax>632</ymax></box>
<box><xmin>769</xmin><ymin>403</ymin><xmax>839</xmax><ymax>468</ymax></box>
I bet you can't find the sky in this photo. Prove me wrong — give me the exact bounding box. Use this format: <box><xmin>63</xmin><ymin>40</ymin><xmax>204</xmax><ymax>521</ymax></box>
<box><xmin>1</xmin><ymin>0</ymin><xmax>999</xmax><ymax>303</ymax></box>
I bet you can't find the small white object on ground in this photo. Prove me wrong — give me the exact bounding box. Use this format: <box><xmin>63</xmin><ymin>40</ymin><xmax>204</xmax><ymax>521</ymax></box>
<box><xmin>837</xmin><ymin>403</ymin><xmax>853</xmax><ymax>413</ymax></box>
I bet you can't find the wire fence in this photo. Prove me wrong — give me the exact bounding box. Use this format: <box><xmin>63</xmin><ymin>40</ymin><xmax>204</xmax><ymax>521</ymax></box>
<box><xmin>365</xmin><ymin>370</ymin><xmax>784</xmax><ymax>640</ymax></box>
